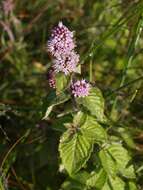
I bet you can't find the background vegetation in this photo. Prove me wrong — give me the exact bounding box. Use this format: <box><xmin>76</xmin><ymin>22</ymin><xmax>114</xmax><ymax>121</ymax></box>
<box><xmin>0</xmin><ymin>0</ymin><xmax>143</xmax><ymax>189</ymax></box>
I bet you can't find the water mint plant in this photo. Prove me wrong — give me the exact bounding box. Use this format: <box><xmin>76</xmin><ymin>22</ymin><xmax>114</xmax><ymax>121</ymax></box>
<box><xmin>1</xmin><ymin>1</ymin><xmax>143</xmax><ymax>189</ymax></box>
<box><xmin>44</xmin><ymin>22</ymin><xmax>137</xmax><ymax>190</ymax></box>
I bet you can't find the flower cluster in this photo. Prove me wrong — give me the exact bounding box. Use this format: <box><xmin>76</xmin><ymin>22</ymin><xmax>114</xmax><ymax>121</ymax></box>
<box><xmin>47</xmin><ymin>22</ymin><xmax>90</xmax><ymax>98</ymax></box>
<box><xmin>47</xmin><ymin>22</ymin><xmax>79</xmax><ymax>76</ymax></box>
<box><xmin>53</xmin><ymin>51</ymin><xmax>79</xmax><ymax>75</ymax></box>
<box><xmin>71</xmin><ymin>80</ymin><xmax>90</xmax><ymax>97</ymax></box>
<box><xmin>2</xmin><ymin>0</ymin><xmax>14</xmax><ymax>16</ymax></box>
<box><xmin>47</xmin><ymin>22</ymin><xmax>75</xmax><ymax>57</ymax></box>
<box><xmin>47</xmin><ymin>68</ymin><xmax>56</xmax><ymax>89</ymax></box>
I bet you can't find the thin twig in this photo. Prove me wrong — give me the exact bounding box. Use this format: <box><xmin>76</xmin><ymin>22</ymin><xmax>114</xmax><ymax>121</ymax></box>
<box><xmin>0</xmin><ymin>133</ymin><xmax>27</xmax><ymax>171</ymax></box>
<box><xmin>106</xmin><ymin>75</ymin><xmax>143</xmax><ymax>97</ymax></box>
<box><xmin>11</xmin><ymin>167</ymin><xmax>26</xmax><ymax>190</ymax></box>
<box><xmin>0</xmin><ymin>21</ymin><xmax>15</xmax><ymax>42</ymax></box>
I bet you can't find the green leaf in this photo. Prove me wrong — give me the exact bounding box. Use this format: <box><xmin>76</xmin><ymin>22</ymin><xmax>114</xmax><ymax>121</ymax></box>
<box><xmin>99</xmin><ymin>148</ymin><xmax>116</xmax><ymax>177</ymax></box>
<box><xmin>107</xmin><ymin>143</ymin><xmax>135</xmax><ymax>179</ymax></box>
<box><xmin>42</xmin><ymin>91</ymin><xmax>70</xmax><ymax>119</ymax></box>
<box><xmin>59</xmin><ymin>113</ymin><xmax>107</xmax><ymax>174</ymax></box>
<box><xmin>55</xmin><ymin>73</ymin><xmax>69</xmax><ymax>93</ymax></box>
<box><xmin>73</xmin><ymin>111</ymin><xmax>87</xmax><ymax>127</ymax></box>
<box><xmin>102</xmin><ymin>181</ymin><xmax>111</xmax><ymax>190</ymax></box>
<box><xmin>128</xmin><ymin>181</ymin><xmax>137</xmax><ymax>190</ymax></box>
<box><xmin>81</xmin><ymin>114</ymin><xmax>107</xmax><ymax>142</ymax></box>
<box><xmin>61</xmin><ymin>171</ymin><xmax>89</xmax><ymax>190</ymax></box>
<box><xmin>43</xmin><ymin>105</ymin><xmax>54</xmax><ymax>119</ymax></box>
<box><xmin>108</xmin><ymin>176</ymin><xmax>125</xmax><ymax>190</ymax></box>
<box><xmin>73</xmin><ymin>112</ymin><xmax>107</xmax><ymax>142</ymax></box>
<box><xmin>86</xmin><ymin>169</ymin><xmax>107</xmax><ymax>189</ymax></box>
<box><xmin>71</xmin><ymin>171</ymin><xmax>90</xmax><ymax>185</ymax></box>
<box><xmin>101</xmin><ymin>176</ymin><xmax>125</xmax><ymax>190</ymax></box>
<box><xmin>99</xmin><ymin>143</ymin><xmax>135</xmax><ymax>179</ymax></box>
<box><xmin>59</xmin><ymin>129</ymin><xmax>94</xmax><ymax>175</ymax></box>
<box><xmin>107</xmin><ymin>143</ymin><xmax>130</xmax><ymax>168</ymax></box>
<box><xmin>122</xmin><ymin>165</ymin><xmax>136</xmax><ymax>179</ymax></box>
<box><xmin>77</xmin><ymin>87</ymin><xmax>105</xmax><ymax>122</ymax></box>
<box><xmin>75</xmin><ymin>64</ymin><xmax>81</xmax><ymax>74</ymax></box>
<box><xmin>61</xmin><ymin>180</ymin><xmax>86</xmax><ymax>190</ymax></box>
<box><xmin>117</xmin><ymin>127</ymin><xmax>136</xmax><ymax>149</ymax></box>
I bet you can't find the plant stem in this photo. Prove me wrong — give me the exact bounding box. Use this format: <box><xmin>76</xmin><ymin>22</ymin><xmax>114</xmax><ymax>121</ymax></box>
<box><xmin>0</xmin><ymin>132</ymin><xmax>29</xmax><ymax>172</ymax></box>
<box><xmin>89</xmin><ymin>59</ymin><xmax>93</xmax><ymax>82</ymax></box>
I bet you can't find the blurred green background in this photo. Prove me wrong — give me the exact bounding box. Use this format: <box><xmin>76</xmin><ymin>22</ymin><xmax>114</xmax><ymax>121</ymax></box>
<box><xmin>0</xmin><ymin>0</ymin><xmax>143</xmax><ymax>189</ymax></box>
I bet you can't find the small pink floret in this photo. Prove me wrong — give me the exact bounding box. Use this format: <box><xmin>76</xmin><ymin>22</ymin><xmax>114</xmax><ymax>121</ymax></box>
<box><xmin>71</xmin><ymin>80</ymin><xmax>90</xmax><ymax>97</ymax></box>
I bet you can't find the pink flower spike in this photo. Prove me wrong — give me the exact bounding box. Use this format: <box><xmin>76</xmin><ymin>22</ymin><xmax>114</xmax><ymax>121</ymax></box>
<box><xmin>2</xmin><ymin>0</ymin><xmax>14</xmax><ymax>16</ymax></box>
<box><xmin>47</xmin><ymin>22</ymin><xmax>75</xmax><ymax>57</ymax></box>
<box><xmin>71</xmin><ymin>80</ymin><xmax>90</xmax><ymax>97</ymax></box>
<box><xmin>53</xmin><ymin>51</ymin><xmax>79</xmax><ymax>75</ymax></box>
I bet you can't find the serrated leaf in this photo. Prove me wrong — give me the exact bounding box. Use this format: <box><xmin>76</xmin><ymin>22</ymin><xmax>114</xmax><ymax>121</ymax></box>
<box><xmin>81</xmin><ymin>115</ymin><xmax>107</xmax><ymax>142</ymax></box>
<box><xmin>108</xmin><ymin>176</ymin><xmax>125</xmax><ymax>190</ymax></box>
<box><xmin>73</xmin><ymin>112</ymin><xmax>107</xmax><ymax>142</ymax></box>
<box><xmin>122</xmin><ymin>165</ymin><xmax>136</xmax><ymax>179</ymax></box>
<box><xmin>99</xmin><ymin>148</ymin><xmax>116</xmax><ymax>177</ymax></box>
<box><xmin>59</xmin><ymin>131</ymin><xmax>94</xmax><ymax>175</ymax></box>
<box><xmin>43</xmin><ymin>105</ymin><xmax>54</xmax><ymax>119</ymax></box>
<box><xmin>61</xmin><ymin>171</ymin><xmax>89</xmax><ymax>190</ymax></box>
<box><xmin>77</xmin><ymin>87</ymin><xmax>105</xmax><ymax>122</ymax></box>
<box><xmin>55</xmin><ymin>73</ymin><xmax>69</xmax><ymax>94</ymax></box>
<box><xmin>101</xmin><ymin>176</ymin><xmax>125</xmax><ymax>190</ymax></box>
<box><xmin>100</xmin><ymin>143</ymin><xmax>135</xmax><ymax>179</ymax></box>
<box><xmin>42</xmin><ymin>91</ymin><xmax>70</xmax><ymax>119</ymax></box>
<box><xmin>102</xmin><ymin>181</ymin><xmax>111</xmax><ymax>190</ymax></box>
<box><xmin>107</xmin><ymin>143</ymin><xmax>131</xmax><ymax>168</ymax></box>
<box><xmin>59</xmin><ymin>113</ymin><xmax>106</xmax><ymax>174</ymax></box>
<box><xmin>118</xmin><ymin>127</ymin><xmax>136</xmax><ymax>149</ymax></box>
<box><xmin>73</xmin><ymin>111</ymin><xmax>87</xmax><ymax>127</ymax></box>
<box><xmin>128</xmin><ymin>181</ymin><xmax>137</xmax><ymax>190</ymax></box>
<box><xmin>86</xmin><ymin>169</ymin><xmax>107</xmax><ymax>189</ymax></box>
<box><xmin>107</xmin><ymin>143</ymin><xmax>135</xmax><ymax>179</ymax></box>
<box><xmin>71</xmin><ymin>171</ymin><xmax>90</xmax><ymax>184</ymax></box>
<box><xmin>59</xmin><ymin>113</ymin><xmax>107</xmax><ymax>174</ymax></box>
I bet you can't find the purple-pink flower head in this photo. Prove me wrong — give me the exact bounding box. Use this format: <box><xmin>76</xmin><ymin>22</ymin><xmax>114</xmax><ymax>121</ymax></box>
<box><xmin>47</xmin><ymin>68</ymin><xmax>56</xmax><ymax>88</ymax></box>
<box><xmin>47</xmin><ymin>22</ymin><xmax>75</xmax><ymax>57</ymax></box>
<box><xmin>71</xmin><ymin>80</ymin><xmax>90</xmax><ymax>97</ymax></box>
<box><xmin>2</xmin><ymin>0</ymin><xmax>14</xmax><ymax>16</ymax></box>
<box><xmin>53</xmin><ymin>51</ymin><xmax>79</xmax><ymax>75</ymax></box>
